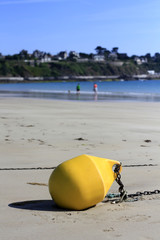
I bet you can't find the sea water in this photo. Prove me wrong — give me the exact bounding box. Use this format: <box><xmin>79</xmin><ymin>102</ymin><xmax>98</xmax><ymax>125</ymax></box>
<box><xmin>1</xmin><ymin>80</ymin><xmax>160</xmax><ymax>101</ymax></box>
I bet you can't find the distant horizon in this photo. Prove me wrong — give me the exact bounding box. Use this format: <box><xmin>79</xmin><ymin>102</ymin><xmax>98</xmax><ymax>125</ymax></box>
<box><xmin>1</xmin><ymin>0</ymin><xmax>160</xmax><ymax>57</ymax></box>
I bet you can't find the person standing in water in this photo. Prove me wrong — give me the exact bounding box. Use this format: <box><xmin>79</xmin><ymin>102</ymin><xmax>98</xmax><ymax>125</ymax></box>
<box><xmin>76</xmin><ymin>83</ymin><xmax>80</xmax><ymax>94</ymax></box>
<box><xmin>93</xmin><ymin>83</ymin><xmax>98</xmax><ymax>93</ymax></box>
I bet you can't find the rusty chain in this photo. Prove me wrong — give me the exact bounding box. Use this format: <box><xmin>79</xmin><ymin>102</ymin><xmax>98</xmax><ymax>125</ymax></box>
<box><xmin>109</xmin><ymin>163</ymin><xmax>160</xmax><ymax>203</ymax></box>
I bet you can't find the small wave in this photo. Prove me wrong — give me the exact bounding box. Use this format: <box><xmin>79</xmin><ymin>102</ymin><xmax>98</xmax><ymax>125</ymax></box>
<box><xmin>1</xmin><ymin>89</ymin><xmax>160</xmax><ymax>102</ymax></box>
<box><xmin>30</xmin><ymin>89</ymin><xmax>160</xmax><ymax>96</ymax></box>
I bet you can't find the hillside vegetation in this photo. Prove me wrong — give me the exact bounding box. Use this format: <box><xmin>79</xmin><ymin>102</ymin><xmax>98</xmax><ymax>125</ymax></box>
<box><xmin>0</xmin><ymin>59</ymin><xmax>157</xmax><ymax>79</ymax></box>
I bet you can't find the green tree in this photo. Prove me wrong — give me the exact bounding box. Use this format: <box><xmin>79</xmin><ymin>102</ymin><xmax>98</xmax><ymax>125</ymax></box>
<box><xmin>112</xmin><ymin>47</ymin><xmax>119</xmax><ymax>53</ymax></box>
<box><xmin>144</xmin><ymin>53</ymin><xmax>152</xmax><ymax>62</ymax></box>
<box><xmin>79</xmin><ymin>52</ymin><xmax>91</xmax><ymax>59</ymax></box>
<box><xmin>154</xmin><ymin>52</ymin><xmax>160</xmax><ymax>62</ymax></box>
<box><xmin>0</xmin><ymin>61</ymin><xmax>11</xmax><ymax>76</ymax></box>
<box><xmin>19</xmin><ymin>50</ymin><xmax>29</xmax><ymax>59</ymax></box>
<box><xmin>95</xmin><ymin>46</ymin><xmax>106</xmax><ymax>55</ymax></box>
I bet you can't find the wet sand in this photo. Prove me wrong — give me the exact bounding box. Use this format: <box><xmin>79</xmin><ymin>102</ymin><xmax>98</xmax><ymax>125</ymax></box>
<box><xmin>0</xmin><ymin>97</ymin><xmax>160</xmax><ymax>240</ymax></box>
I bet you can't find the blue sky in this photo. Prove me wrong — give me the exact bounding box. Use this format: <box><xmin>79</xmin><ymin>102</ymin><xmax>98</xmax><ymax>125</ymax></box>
<box><xmin>1</xmin><ymin>0</ymin><xmax>160</xmax><ymax>56</ymax></box>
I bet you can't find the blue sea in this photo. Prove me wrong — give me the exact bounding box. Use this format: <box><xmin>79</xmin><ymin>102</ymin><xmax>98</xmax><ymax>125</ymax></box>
<box><xmin>1</xmin><ymin>79</ymin><xmax>160</xmax><ymax>101</ymax></box>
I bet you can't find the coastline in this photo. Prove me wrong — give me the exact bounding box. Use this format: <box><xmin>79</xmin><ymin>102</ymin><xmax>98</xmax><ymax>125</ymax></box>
<box><xmin>0</xmin><ymin>98</ymin><xmax>160</xmax><ymax>240</ymax></box>
<box><xmin>0</xmin><ymin>74</ymin><xmax>160</xmax><ymax>83</ymax></box>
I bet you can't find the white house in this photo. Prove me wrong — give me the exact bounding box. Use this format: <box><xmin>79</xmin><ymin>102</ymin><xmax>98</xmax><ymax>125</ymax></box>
<box><xmin>40</xmin><ymin>54</ymin><xmax>51</xmax><ymax>63</ymax></box>
<box><xmin>147</xmin><ymin>70</ymin><xmax>155</xmax><ymax>75</ymax></box>
<box><xmin>93</xmin><ymin>54</ymin><xmax>105</xmax><ymax>62</ymax></box>
<box><xmin>58</xmin><ymin>51</ymin><xmax>67</xmax><ymax>59</ymax></box>
<box><xmin>69</xmin><ymin>51</ymin><xmax>80</xmax><ymax>59</ymax></box>
<box><xmin>108</xmin><ymin>52</ymin><xmax>118</xmax><ymax>61</ymax></box>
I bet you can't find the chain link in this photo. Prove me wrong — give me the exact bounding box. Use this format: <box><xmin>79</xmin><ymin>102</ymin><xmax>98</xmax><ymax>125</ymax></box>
<box><xmin>112</xmin><ymin>163</ymin><xmax>128</xmax><ymax>203</ymax></box>
<box><xmin>128</xmin><ymin>189</ymin><xmax>160</xmax><ymax>198</ymax></box>
<box><xmin>110</xmin><ymin>163</ymin><xmax>160</xmax><ymax>204</ymax></box>
<box><xmin>106</xmin><ymin>189</ymin><xmax>160</xmax><ymax>204</ymax></box>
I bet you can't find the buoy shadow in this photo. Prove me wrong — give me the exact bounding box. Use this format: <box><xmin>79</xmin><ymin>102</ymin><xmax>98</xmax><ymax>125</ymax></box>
<box><xmin>8</xmin><ymin>199</ymin><xmax>66</xmax><ymax>212</ymax></box>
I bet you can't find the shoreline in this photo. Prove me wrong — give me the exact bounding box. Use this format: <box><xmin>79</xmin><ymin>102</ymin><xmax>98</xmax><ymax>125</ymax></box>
<box><xmin>0</xmin><ymin>74</ymin><xmax>160</xmax><ymax>83</ymax></box>
<box><xmin>1</xmin><ymin>89</ymin><xmax>160</xmax><ymax>102</ymax></box>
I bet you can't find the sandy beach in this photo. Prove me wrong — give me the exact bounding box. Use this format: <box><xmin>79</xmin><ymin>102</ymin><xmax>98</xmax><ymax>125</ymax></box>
<box><xmin>0</xmin><ymin>97</ymin><xmax>160</xmax><ymax>240</ymax></box>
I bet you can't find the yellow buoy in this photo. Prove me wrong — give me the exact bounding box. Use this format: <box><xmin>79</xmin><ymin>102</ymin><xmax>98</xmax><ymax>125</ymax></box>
<box><xmin>49</xmin><ymin>154</ymin><xmax>122</xmax><ymax>210</ymax></box>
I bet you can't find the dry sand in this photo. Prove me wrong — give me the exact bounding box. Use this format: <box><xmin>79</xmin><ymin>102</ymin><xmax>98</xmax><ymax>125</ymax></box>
<box><xmin>0</xmin><ymin>97</ymin><xmax>160</xmax><ymax>240</ymax></box>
